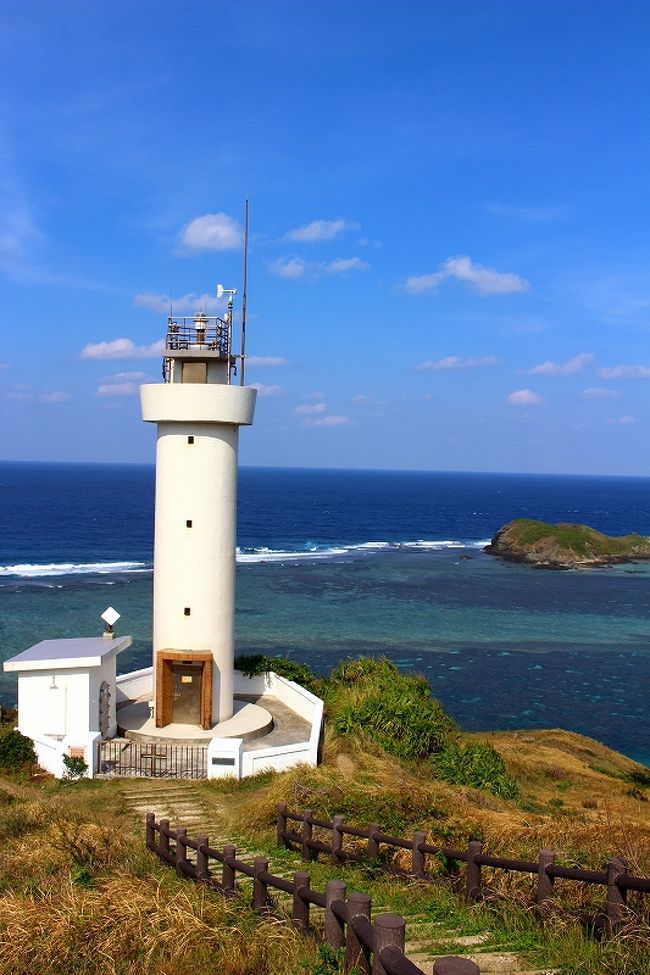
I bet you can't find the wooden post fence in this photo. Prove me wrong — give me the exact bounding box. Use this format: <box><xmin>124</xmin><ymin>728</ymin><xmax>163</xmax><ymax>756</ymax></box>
<box><xmin>274</xmin><ymin>804</ymin><xmax>650</xmax><ymax>935</ymax></box>
<box><xmin>146</xmin><ymin>814</ymin><xmax>473</xmax><ymax>975</ymax></box>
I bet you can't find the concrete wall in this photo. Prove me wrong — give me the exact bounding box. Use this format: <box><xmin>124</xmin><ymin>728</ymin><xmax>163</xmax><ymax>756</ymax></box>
<box><xmin>114</xmin><ymin>665</ymin><xmax>323</xmax><ymax>780</ymax></box>
<box><xmin>234</xmin><ymin>670</ymin><xmax>323</xmax><ymax>776</ymax></box>
<box><xmin>116</xmin><ymin>667</ymin><xmax>154</xmax><ymax>704</ymax></box>
<box><xmin>18</xmin><ymin>669</ymin><xmax>90</xmax><ymax>740</ymax></box>
<box><xmin>31</xmin><ymin>732</ymin><xmax>102</xmax><ymax>779</ymax></box>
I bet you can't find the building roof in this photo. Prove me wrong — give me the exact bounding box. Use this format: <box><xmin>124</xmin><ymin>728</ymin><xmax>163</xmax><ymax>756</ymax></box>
<box><xmin>3</xmin><ymin>635</ymin><xmax>132</xmax><ymax>673</ymax></box>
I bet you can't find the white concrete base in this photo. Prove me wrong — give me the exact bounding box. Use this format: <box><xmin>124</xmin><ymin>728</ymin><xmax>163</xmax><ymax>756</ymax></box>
<box><xmin>117</xmin><ymin>697</ymin><xmax>273</xmax><ymax>745</ymax></box>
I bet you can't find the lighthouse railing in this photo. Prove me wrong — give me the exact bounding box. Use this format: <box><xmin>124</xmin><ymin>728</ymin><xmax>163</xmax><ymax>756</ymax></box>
<box><xmin>165</xmin><ymin>317</ymin><xmax>229</xmax><ymax>357</ymax></box>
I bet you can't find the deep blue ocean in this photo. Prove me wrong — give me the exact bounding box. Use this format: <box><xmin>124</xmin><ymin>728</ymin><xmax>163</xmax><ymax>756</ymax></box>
<box><xmin>1</xmin><ymin>461</ymin><xmax>649</xmax><ymax>766</ymax></box>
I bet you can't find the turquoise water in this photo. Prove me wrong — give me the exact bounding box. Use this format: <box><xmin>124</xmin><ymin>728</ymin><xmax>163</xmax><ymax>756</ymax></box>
<box><xmin>1</xmin><ymin>463</ymin><xmax>649</xmax><ymax>765</ymax></box>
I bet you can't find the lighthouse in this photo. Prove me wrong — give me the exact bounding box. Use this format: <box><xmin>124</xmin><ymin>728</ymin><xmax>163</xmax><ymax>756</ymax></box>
<box><xmin>140</xmin><ymin>288</ymin><xmax>256</xmax><ymax>729</ymax></box>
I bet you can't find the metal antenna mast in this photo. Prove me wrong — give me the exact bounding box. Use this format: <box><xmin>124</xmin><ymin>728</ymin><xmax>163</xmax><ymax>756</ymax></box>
<box><xmin>240</xmin><ymin>199</ymin><xmax>249</xmax><ymax>386</ymax></box>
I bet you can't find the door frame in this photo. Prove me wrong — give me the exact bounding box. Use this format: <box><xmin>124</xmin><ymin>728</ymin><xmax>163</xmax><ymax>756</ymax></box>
<box><xmin>155</xmin><ymin>650</ymin><xmax>213</xmax><ymax>729</ymax></box>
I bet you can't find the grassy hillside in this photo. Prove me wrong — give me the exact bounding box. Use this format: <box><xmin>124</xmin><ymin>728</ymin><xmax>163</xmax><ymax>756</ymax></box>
<box><xmin>0</xmin><ymin>657</ymin><xmax>648</xmax><ymax>975</ymax></box>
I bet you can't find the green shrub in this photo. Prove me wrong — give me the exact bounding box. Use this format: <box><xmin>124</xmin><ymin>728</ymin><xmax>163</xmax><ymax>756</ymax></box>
<box><xmin>234</xmin><ymin>654</ymin><xmax>319</xmax><ymax>694</ymax></box>
<box><xmin>432</xmin><ymin>739</ymin><xmax>519</xmax><ymax>799</ymax></box>
<box><xmin>0</xmin><ymin>729</ymin><xmax>36</xmax><ymax>770</ymax></box>
<box><xmin>325</xmin><ymin>657</ymin><xmax>456</xmax><ymax>760</ymax></box>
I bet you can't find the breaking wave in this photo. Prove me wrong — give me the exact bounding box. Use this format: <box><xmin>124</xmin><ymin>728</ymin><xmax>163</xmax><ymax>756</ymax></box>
<box><xmin>0</xmin><ymin>560</ymin><xmax>150</xmax><ymax>579</ymax></box>
<box><xmin>0</xmin><ymin>539</ymin><xmax>489</xmax><ymax>577</ymax></box>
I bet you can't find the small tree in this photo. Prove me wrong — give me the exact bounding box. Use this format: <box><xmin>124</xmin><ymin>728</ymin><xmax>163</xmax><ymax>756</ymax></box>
<box><xmin>62</xmin><ymin>754</ymin><xmax>88</xmax><ymax>781</ymax></box>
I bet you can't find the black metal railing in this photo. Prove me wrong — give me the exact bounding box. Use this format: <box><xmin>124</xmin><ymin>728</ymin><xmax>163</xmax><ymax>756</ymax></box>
<box><xmin>98</xmin><ymin>740</ymin><xmax>207</xmax><ymax>779</ymax></box>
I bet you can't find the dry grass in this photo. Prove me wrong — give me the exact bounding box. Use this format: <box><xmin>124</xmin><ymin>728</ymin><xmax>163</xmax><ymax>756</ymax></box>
<box><xmin>208</xmin><ymin>724</ymin><xmax>650</xmax><ymax>922</ymax></box>
<box><xmin>0</xmin><ymin>873</ymin><xmax>316</xmax><ymax>975</ymax></box>
<box><xmin>0</xmin><ymin>778</ymin><xmax>316</xmax><ymax>975</ymax></box>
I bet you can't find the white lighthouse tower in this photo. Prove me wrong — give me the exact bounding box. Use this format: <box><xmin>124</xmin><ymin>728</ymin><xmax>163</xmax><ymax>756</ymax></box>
<box><xmin>140</xmin><ymin>287</ymin><xmax>256</xmax><ymax>729</ymax></box>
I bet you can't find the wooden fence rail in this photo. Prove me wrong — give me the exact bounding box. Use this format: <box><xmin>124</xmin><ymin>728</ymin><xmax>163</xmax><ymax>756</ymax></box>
<box><xmin>277</xmin><ymin>804</ymin><xmax>650</xmax><ymax>932</ymax></box>
<box><xmin>145</xmin><ymin>813</ymin><xmax>480</xmax><ymax>975</ymax></box>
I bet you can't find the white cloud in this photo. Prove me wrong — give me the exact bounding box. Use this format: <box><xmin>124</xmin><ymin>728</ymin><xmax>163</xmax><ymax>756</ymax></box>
<box><xmin>80</xmin><ymin>338</ymin><xmax>165</xmax><ymax>360</ymax></box>
<box><xmin>304</xmin><ymin>414</ymin><xmax>351</xmax><ymax>427</ymax></box>
<box><xmin>607</xmin><ymin>415</ymin><xmax>637</xmax><ymax>425</ymax></box>
<box><xmin>269</xmin><ymin>255</ymin><xmax>369</xmax><ymax>279</ymax></box>
<box><xmin>37</xmin><ymin>391</ymin><xmax>71</xmax><ymax>403</ymax></box>
<box><xmin>507</xmin><ymin>388</ymin><xmax>543</xmax><ymax>406</ymax></box>
<box><xmin>582</xmin><ymin>387</ymin><xmax>620</xmax><ymax>400</ymax></box>
<box><xmin>598</xmin><ymin>364</ymin><xmax>650</xmax><ymax>379</ymax></box>
<box><xmin>325</xmin><ymin>257</ymin><xmax>369</xmax><ymax>274</ymax></box>
<box><xmin>295</xmin><ymin>402</ymin><xmax>326</xmax><ymax>415</ymax></box>
<box><xmin>246</xmin><ymin>355</ymin><xmax>288</xmax><ymax>367</ymax></box>
<box><xmin>0</xmin><ymin>362</ymin><xmax>9</xmax><ymax>370</ymax></box>
<box><xmin>403</xmin><ymin>255</ymin><xmax>530</xmax><ymax>296</ymax></box>
<box><xmin>250</xmin><ymin>383</ymin><xmax>283</xmax><ymax>397</ymax></box>
<box><xmin>284</xmin><ymin>218</ymin><xmax>358</xmax><ymax>242</ymax></box>
<box><xmin>527</xmin><ymin>352</ymin><xmax>594</xmax><ymax>376</ymax></box>
<box><xmin>418</xmin><ymin>355</ymin><xmax>498</xmax><ymax>370</ymax></box>
<box><xmin>180</xmin><ymin>212</ymin><xmax>242</xmax><ymax>251</ymax></box>
<box><xmin>135</xmin><ymin>292</ymin><xmax>224</xmax><ymax>314</ymax></box>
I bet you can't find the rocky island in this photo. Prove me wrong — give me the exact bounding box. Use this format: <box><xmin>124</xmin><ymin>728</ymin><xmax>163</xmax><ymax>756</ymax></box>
<box><xmin>485</xmin><ymin>518</ymin><xmax>650</xmax><ymax>569</ymax></box>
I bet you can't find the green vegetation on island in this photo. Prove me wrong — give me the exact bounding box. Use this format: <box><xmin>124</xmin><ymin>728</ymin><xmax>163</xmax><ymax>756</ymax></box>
<box><xmin>0</xmin><ymin>657</ymin><xmax>648</xmax><ymax>975</ymax></box>
<box><xmin>485</xmin><ymin>517</ymin><xmax>650</xmax><ymax>568</ymax></box>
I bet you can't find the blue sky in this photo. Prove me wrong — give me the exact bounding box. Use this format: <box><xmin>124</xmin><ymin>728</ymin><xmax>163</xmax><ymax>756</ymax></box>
<box><xmin>1</xmin><ymin>0</ymin><xmax>650</xmax><ymax>474</ymax></box>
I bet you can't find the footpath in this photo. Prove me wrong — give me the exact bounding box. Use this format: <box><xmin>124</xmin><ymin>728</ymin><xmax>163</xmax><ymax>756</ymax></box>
<box><xmin>119</xmin><ymin>779</ymin><xmax>557</xmax><ymax>975</ymax></box>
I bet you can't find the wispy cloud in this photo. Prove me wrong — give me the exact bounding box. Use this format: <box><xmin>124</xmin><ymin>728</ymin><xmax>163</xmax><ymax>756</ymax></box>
<box><xmin>598</xmin><ymin>364</ymin><xmax>650</xmax><ymax>379</ymax></box>
<box><xmin>80</xmin><ymin>338</ymin><xmax>165</xmax><ymax>360</ymax></box>
<box><xmin>418</xmin><ymin>355</ymin><xmax>498</xmax><ymax>370</ymax></box>
<box><xmin>326</xmin><ymin>257</ymin><xmax>369</xmax><ymax>274</ymax></box>
<box><xmin>269</xmin><ymin>256</ymin><xmax>308</xmax><ymax>279</ymax></box>
<box><xmin>4</xmin><ymin>384</ymin><xmax>71</xmax><ymax>404</ymax></box>
<box><xmin>283</xmin><ymin>218</ymin><xmax>358</xmax><ymax>242</ymax></box>
<box><xmin>353</xmin><ymin>394</ymin><xmax>382</xmax><ymax>405</ymax></box>
<box><xmin>97</xmin><ymin>382</ymin><xmax>138</xmax><ymax>397</ymax></box>
<box><xmin>3</xmin><ymin>385</ymin><xmax>30</xmax><ymax>402</ymax></box>
<box><xmin>582</xmin><ymin>387</ymin><xmax>620</xmax><ymax>400</ymax></box>
<box><xmin>180</xmin><ymin>212</ymin><xmax>243</xmax><ymax>251</ymax></box>
<box><xmin>507</xmin><ymin>388</ymin><xmax>543</xmax><ymax>406</ymax></box>
<box><xmin>96</xmin><ymin>370</ymin><xmax>152</xmax><ymax>397</ymax></box>
<box><xmin>487</xmin><ymin>202</ymin><xmax>567</xmax><ymax>222</ymax></box>
<box><xmin>303</xmin><ymin>413</ymin><xmax>351</xmax><ymax>427</ymax></box>
<box><xmin>269</xmin><ymin>255</ymin><xmax>370</xmax><ymax>279</ymax></box>
<box><xmin>247</xmin><ymin>355</ymin><xmax>288</xmax><ymax>367</ymax></box>
<box><xmin>403</xmin><ymin>255</ymin><xmax>529</xmax><ymax>296</ymax></box>
<box><xmin>37</xmin><ymin>391</ymin><xmax>71</xmax><ymax>403</ymax></box>
<box><xmin>250</xmin><ymin>383</ymin><xmax>282</xmax><ymax>397</ymax></box>
<box><xmin>0</xmin><ymin>202</ymin><xmax>43</xmax><ymax>265</ymax></box>
<box><xmin>295</xmin><ymin>402</ymin><xmax>326</xmax><ymax>415</ymax></box>
<box><xmin>526</xmin><ymin>352</ymin><xmax>594</xmax><ymax>376</ymax></box>
<box><xmin>607</xmin><ymin>415</ymin><xmax>637</xmax><ymax>425</ymax></box>
<box><xmin>134</xmin><ymin>292</ymin><xmax>224</xmax><ymax>314</ymax></box>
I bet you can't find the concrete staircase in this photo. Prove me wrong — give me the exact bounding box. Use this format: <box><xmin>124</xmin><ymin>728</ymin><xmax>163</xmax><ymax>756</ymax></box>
<box><xmin>119</xmin><ymin>781</ymin><xmax>557</xmax><ymax>975</ymax></box>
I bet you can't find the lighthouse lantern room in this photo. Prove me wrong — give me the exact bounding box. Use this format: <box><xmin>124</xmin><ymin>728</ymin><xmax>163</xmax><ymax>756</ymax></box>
<box><xmin>140</xmin><ymin>287</ymin><xmax>256</xmax><ymax>729</ymax></box>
